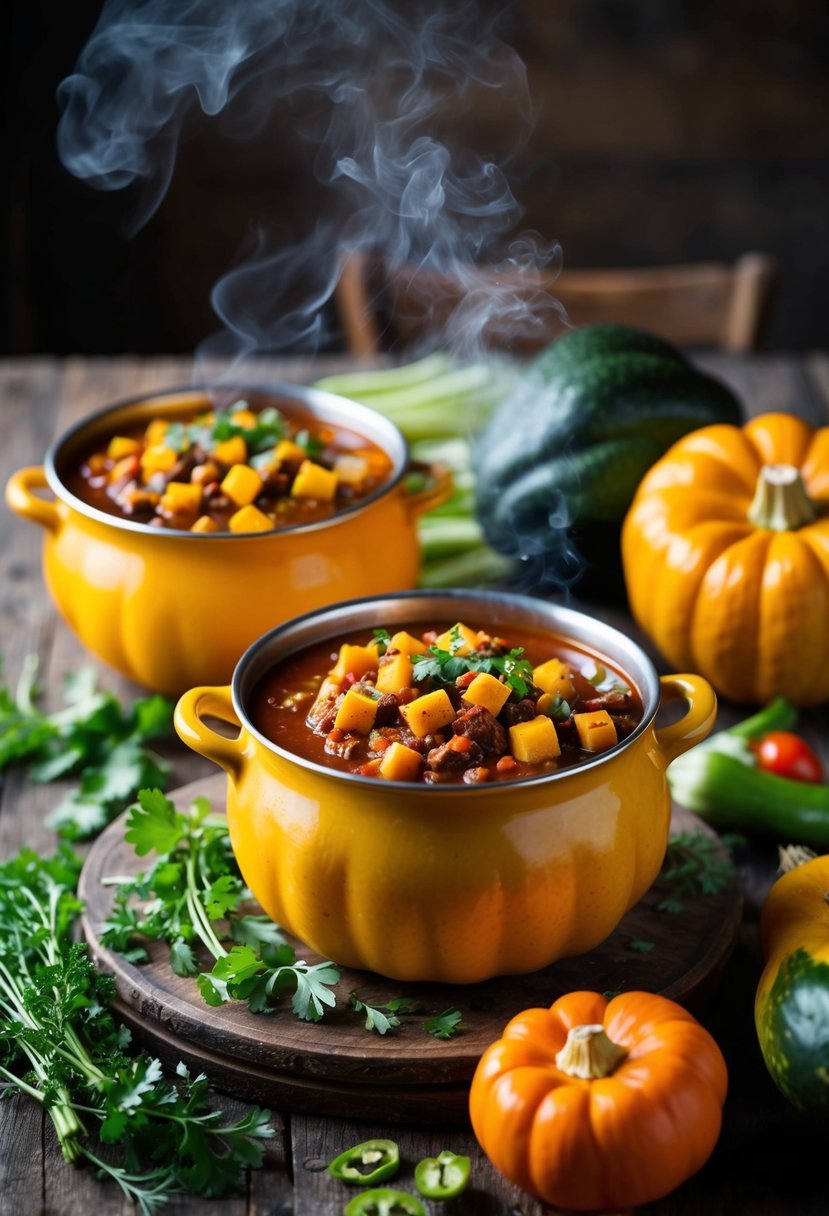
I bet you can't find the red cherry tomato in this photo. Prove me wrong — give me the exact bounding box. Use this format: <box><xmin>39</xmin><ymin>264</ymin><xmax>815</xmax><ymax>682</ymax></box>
<box><xmin>754</xmin><ymin>731</ymin><xmax>823</xmax><ymax>783</ymax></box>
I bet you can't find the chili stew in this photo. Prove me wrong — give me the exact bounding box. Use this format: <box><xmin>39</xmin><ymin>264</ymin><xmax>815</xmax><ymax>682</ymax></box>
<box><xmin>250</xmin><ymin>620</ymin><xmax>643</xmax><ymax>784</ymax></box>
<box><xmin>66</xmin><ymin>395</ymin><xmax>393</xmax><ymax>533</ymax></box>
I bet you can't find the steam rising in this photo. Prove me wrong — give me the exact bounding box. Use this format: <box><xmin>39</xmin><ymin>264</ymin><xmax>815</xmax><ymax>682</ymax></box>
<box><xmin>56</xmin><ymin>0</ymin><xmax>564</xmax><ymax>364</ymax></box>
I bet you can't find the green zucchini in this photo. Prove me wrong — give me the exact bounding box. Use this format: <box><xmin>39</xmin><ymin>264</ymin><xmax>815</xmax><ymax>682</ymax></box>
<box><xmin>474</xmin><ymin>324</ymin><xmax>743</xmax><ymax>598</ymax></box>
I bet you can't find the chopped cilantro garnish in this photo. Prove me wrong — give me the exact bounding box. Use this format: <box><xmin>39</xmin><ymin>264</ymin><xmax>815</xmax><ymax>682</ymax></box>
<box><xmin>411</xmin><ymin>644</ymin><xmax>535</xmax><ymax>698</ymax></box>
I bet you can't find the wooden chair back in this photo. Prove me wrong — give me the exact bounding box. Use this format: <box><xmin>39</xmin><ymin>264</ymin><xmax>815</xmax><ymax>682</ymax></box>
<box><xmin>335</xmin><ymin>250</ymin><xmax>778</xmax><ymax>357</ymax></box>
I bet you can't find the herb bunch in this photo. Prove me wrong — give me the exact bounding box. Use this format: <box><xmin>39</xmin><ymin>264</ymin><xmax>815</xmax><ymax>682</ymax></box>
<box><xmin>0</xmin><ymin>656</ymin><xmax>172</xmax><ymax>839</ymax></box>
<box><xmin>104</xmin><ymin>790</ymin><xmax>466</xmax><ymax>1039</ymax></box>
<box><xmin>0</xmin><ymin>847</ymin><xmax>273</xmax><ymax>1214</ymax></box>
<box><xmin>102</xmin><ymin>790</ymin><xmax>341</xmax><ymax>1021</ymax></box>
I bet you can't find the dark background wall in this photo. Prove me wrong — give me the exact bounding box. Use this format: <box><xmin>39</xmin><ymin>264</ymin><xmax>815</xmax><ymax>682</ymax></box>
<box><xmin>5</xmin><ymin>0</ymin><xmax>829</xmax><ymax>356</ymax></box>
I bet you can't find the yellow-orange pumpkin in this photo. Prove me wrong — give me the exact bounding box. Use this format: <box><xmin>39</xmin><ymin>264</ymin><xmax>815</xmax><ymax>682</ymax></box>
<box><xmin>622</xmin><ymin>412</ymin><xmax>829</xmax><ymax>706</ymax></box>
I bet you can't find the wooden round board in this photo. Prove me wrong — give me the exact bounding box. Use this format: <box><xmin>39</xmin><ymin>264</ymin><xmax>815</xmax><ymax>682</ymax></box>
<box><xmin>81</xmin><ymin>774</ymin><xmax>742</xmax><ymax>1124</ymax></box>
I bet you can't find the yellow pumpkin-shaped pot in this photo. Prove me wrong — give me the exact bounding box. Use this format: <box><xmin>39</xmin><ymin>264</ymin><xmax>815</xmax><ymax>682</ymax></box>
<box><xmin>622</xmin><ymin>412</ymin><xmax>829</xmax><ymax>706</ymax></box>
<box><xmin>174</xmin><ymin>590</ymin><xmax>716</xmax><ymax>983</ymax></box>
<box><xmin>5</xmin><ymin>385</ymin><xmax>448</xmax><ymax>697</ymax></box>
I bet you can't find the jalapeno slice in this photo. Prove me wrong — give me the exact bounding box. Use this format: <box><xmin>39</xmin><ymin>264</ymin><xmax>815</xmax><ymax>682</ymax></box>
<box><xmin>328</xmin><ymin>1138</ymin><xmax>400</xmax><ymax>1186</ymax></box>
<box><xmin>414</xmin><ymin>1149</ymin><xmax>471</xmax><ymax>1199</ymax></box>
<box><xmin>344</xmin><ymin>1188</ymin><xmax>426</xmax><ymax>1216</ymax></box>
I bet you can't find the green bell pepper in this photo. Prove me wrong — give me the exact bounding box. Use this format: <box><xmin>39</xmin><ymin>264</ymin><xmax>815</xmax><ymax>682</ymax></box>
<box><xmin>343</xmin><ymin>1188</ymin><xmax>426</xmax><ymax>1216</ymax></box>
<box><xmin>668</xmin><ymin>698</ymin><xmax>829</xmax><ymax>848</ymax></box>
<box><xmin>328</xmin><ymin>1139</ymin><xmax>400</xmax><ymax>1186</ymax></box>
<box><xmin>414</xmin><ymin>1149</ymin><xmax>471</xmax><ymax>1199</ymax></box>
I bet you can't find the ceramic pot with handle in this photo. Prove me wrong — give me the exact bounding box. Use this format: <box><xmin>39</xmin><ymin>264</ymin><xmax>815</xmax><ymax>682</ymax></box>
<box><xmin>6</xmin><ymin>385</ymin><xmax>449</xmax><ymax>696</ymax></box>
<box><xmin>174</xmin><ymin>589</ymin><xmax>717</xmax><ymax>984</ymax></box>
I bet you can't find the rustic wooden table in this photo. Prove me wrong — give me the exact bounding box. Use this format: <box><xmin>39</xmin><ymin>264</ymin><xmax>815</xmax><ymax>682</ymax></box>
<box><xmin>2</xmin><ymin>352</ymin><xmax>828</xmax><ymax>1216</ymax></box>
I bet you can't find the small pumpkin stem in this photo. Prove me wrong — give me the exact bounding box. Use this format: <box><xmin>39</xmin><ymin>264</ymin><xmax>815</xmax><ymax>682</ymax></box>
<box><xmin>778</xmin><ymin>843</ymin><xmax>818</xmax><ymax>873</ymax></box>
<box><xmin>555</xmin><ymin>1023</ymin><xmax>628</xmax><ymax>1079</ymax></box>
<box><xmin>747</xmin><ymin>464</ymin><xmax>817</xmax><ymax>531</ymax></box>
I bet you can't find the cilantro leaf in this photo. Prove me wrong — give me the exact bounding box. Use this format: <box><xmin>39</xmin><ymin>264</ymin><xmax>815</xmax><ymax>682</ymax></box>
<box><xmin>411</xmin><ymin>643</ymin><xmax>536</xmax><ymax>698</ymax></box>
<box><xmin>425</xmin><ymin>1007</ymin><xmax>464</xmax><ymax>1039</ymax></box>
<box><xmin>124</xmin><ymin>789</ymin><xmax>187</xmax><ymax>856</ymax></box>
<box><xmin>350</xmin><ymin>992</ymin><xmax>413</xmax><ymax>1035</ymax></box>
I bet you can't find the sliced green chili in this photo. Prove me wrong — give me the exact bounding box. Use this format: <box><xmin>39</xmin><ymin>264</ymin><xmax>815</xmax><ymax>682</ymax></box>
<box><xmin>414</xmin><ymin>1149</ymin><xmax>471</xmax><ymax>1199</ymax></box>
<box><xmin>344</xmin><ymin>1188</ymin><xmax>426</xmax><ymax>1216</ymax></box>
<box><xmin>328</xmin><ymin>1138</ymin><xmax>400</xmax><ymax>1186</ymax></box>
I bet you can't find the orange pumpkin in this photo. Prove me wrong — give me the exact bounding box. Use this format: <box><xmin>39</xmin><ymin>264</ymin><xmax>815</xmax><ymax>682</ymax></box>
<box><xmin>622</xmin><ymin>412</ymin><xmax>829</xmax><ymax>706</ymax></box>
<box><xmin>469</xmin><ymin>990</ymin><xmax>727</xmax><ymax>1211</ymax></box>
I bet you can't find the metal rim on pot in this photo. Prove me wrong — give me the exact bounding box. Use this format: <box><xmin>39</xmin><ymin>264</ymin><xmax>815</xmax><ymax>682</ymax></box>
<box><xmin>230</xmin><ymin>588</ymin><xmax>663</xmax><ymax>793</ymax></box>
<box><xmin>44</xmin><ymin>383</ymin><xmax>410</xmax><ymax>539</ymax></box>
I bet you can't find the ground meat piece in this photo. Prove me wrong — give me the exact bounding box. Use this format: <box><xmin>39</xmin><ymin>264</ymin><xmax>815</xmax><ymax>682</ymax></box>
<box><xmin>371</xmin><ymin>724</ymin><xmax>419</xmax><ymax>751</ymax></box>
<box><xmin>306</xmin><ymin>692</ymin><xmax>342</xmax><ymax>735</ymax></box>
<box><xmin>463</xmin><ymin>766</ymin><xmax>491</xmax><ymax>784</ymax></box>
<box><xmin>259</xmin><ymin>469</ymin><xmax>291</xmax><ymax>497</ymax></box>
<box><xmin>373</xmin><ymin>693</ymin><xmax>400</xmax><ymax>727</ymax></box>
<box><xmin>611</xmin><ymin>714</ymin><xmax>639</xmax><ymax>739</ymax></box>
<box><xmin>426</xmin><ymin>739</ymin><xmax>484</xmax><ymax>774</ymax></box>
<box><xmin>499</xmin><ymin>699</ymin><xmax>537</xmax><ymax>728</ymax></box>
<box><xmin>164</xmin><ymin>447</ymin><xmax>200</xmax><ymax>485</ymax></box>
<box><xmin>324</xmin><ymin>732</ymin><xmax>361</xmax><ymax>760</ymax></box>
<box><xmin>453</xmin><ymin>705</ymin><xmax>507</xmax><ymax>755</ymax></box>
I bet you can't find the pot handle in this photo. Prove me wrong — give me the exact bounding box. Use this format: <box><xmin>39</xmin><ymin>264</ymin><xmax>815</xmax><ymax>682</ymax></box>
<box><xmin>174</xmin><ymin>685</ymin><xmax>244</xmax><ymax>780</ymax></box>
<box><xmin>403</xmin><ymin>460</ymin><xmax>453</xmax><ymax>518</ymax></box>
<box><xmin>6</xmin><ymin>467</ymin><xmax>63</xmax><ymax>533</ymax></box>
<box><xmin>653</xmin><ymin>673</ymin><xmax>718</xmax><ymax>765</ymax></box>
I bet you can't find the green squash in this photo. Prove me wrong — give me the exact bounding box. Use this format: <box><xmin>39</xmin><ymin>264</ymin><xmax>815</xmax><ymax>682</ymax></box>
<box><xmin>756</xmin><ymin>854</ymin><xmax>829</xmax><ymax>1111</ymax></box>
<box><xmin>474</xmin><ymin>324</ymin><xmax>743</xmax><ymax>598</ymax></box>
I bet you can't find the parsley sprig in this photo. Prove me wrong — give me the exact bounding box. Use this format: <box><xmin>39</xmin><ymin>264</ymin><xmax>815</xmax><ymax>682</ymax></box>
<box><xmin>0</xmin><ymin>656</ymin><xmax>172</xmax><ymax>840</ymax></box>
<box><xmin>102</xmin><ymin>790</ymin><xmax>342</xmax><ymax>1021</ymax></box>
<box><xmin>412</xmin><ymin>644</ymin><xmax>535</xmax><ymax>698</ymax></box>
<box><xmin>0</xmin><ymin>847</ymin><xmax>273</xmax><ymax>1213</ymax></box>
<box><xmin>107</xmin><ymin>791</ymin><xmax>472</xmax><ymax>1042</ymax></box>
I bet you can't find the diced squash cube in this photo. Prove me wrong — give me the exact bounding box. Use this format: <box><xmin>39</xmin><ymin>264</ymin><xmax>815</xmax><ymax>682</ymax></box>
<box><xmin>107</xmin><ymin>435</ymin><xmax>142</xmax><ymax>460</ymax></box>
<box><xmin>334</xmin><ymin>688</ymin><xmax>378</xmax><ymax>734</ymax></box>
<box><xmin>376</xmin><ymin>653</ymin><xmax>413</xmax><ymax>695</ymax></box>
<box><xmin>533</xmin><ymin>657</ymin><xmax>575</xmax><ymax>701</ymax></box>
<box><xmin>191</xmin><ymin>514</ymin><xmax>220</xmax><ymax>533</ymax></box>
<box><xmin>574</xmin><ymin>710</ymin><xmax>618</xmax><ymax>753</ymax></box>
<box><xmin>213</xmin><ymin>436</ymin><xmax>248</xmax><ymax>466</ymax></box>
<box><xmin>333</xmin><ymin>454</ymin><xmax>369</xmax><ymax>486</ymax></box>
<box><xmin>221</xmin><ymin>463</ymin><xmax>262</xmax><ymax>507</ymax></box>
<box><xmin>435</xmin><ymin>622</ymin><xmax>478</xmax><ymax>656</ymax></box>
<box><xmin>379</xmin><ymin>741</ymin><xmax>423</xmax><ymax>782</ymax></box>
<box><xmin>144</xmin><ymin>418</ymin><xmax>169</xmax><ymax>446</ymax></box>
<box><xmin>140</xmin><ymin>444</ymin><xmax>178</xmax><ymax>476</ymax></box>
<box><xmin>462</xmin><ymin>672</ymin><xmax>511</xmax><ymax>717</ymax></box>
<box><xmin>273</xmin><ymin>439</ymin><xmax>308</xmax><ymax>468</ymax></box>
<box><xmin>291</xmin><ymin>459</ymin><xmax>338</xmax><ymax>501</ymax></box>
<box><xmin>160</xmin><ymin>481</ymin><xmax>203</xmax><ymax>514</ymax></box>
<box><xmin>331</xmin><ymin>644</ymin><xmax>379</xmax><ymax>681</ymax></box>
<box><xmin>400</xmin><ymin>689</ymin><xmax>456</xmax><ymax>738</ymax></box>
<box><xmin>230</xmin><ymin>406</ymin><xmax>257</xmax><ymax>429</ymax></box>
<box><xmin>389</xmin><ymin>630</ymin><xmax>427</xmax><ymax>657</ymax></box>
<box><xmin>509</xmin><ymin>716</ymin><xmax>561</xmax><ymax>764</ymax></box>
<box><xmin>228</xmin><ymin>504</ymin><xmax>273</xmax><ymax>533</ymax></box>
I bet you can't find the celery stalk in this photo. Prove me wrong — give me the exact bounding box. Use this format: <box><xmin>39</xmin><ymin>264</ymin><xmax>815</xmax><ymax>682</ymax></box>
<box><xmin>314</xmin><ymin>353</ymin><xmax>453</xmax><ymax>398</ymax></box>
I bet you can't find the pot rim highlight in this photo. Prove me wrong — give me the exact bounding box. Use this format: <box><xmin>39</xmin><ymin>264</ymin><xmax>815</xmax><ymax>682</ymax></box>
<box><xmin>228</xmin><ymin>588</ymin><xmax>664</xmax><ymax>794</ymax></box>
<box><xmin>44</xmin><ymin>382</ymin><xmax>410</xmax><ymax>540</ymax></box>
